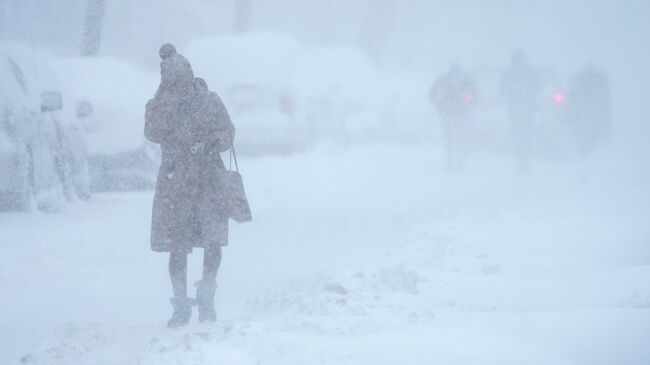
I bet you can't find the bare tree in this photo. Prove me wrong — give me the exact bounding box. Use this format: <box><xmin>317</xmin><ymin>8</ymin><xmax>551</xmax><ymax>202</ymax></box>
<box><xmin>80</xmin><ymin>0</ymin><xmax>106</xmax><ymax>56</ymax></box>
<box><xmin>233</xmin><ymin>0</ymin><xmax>252</xmax><ymax>34</ymax></box>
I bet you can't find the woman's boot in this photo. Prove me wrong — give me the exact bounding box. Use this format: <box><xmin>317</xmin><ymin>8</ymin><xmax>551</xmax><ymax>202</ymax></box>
<box><xmin>195</xmin><ymin>280</ymin><xmax>217</xmax><ymax>322</ymax></box>
<box><xmin>167</xmin><ymin>297</ymin><xmax>194</xmax><ymax>328</ymax></box>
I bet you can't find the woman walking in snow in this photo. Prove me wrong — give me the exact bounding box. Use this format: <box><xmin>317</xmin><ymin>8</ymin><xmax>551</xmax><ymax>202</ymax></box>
<box><xmin>145</xmin><ymin>43</ymin><xmax>235</xmax><ymax>328</ymax></box>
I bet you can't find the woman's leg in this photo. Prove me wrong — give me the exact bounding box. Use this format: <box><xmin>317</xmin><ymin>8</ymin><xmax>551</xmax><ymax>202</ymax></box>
<box><xmin>169</xmin><ymin>250</ymin><xmax>188</xmax><ymax>298</ymax></box>
<box><xmin>202</xmin><ymin>244</ymin><xmax>222</xmax><ymax>282</ymax></box>
<box><xmin>196</xmin><ymin>244</ymin><xmax>222</xmax><ymax>322</ymax></box>
<box><xmin>167</xmin><ymin>249</ymin><xmax>193</xmax><ymax>328</ymax></box>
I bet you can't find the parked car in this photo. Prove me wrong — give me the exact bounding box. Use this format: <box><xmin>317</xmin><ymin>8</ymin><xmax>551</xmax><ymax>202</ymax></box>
<box><xmin>186</xmin><ymin>33</ymin><xmax>311</xmax><ymax>156</ymax></box>
<box><xmin>187</xmin><ymin>33</ymin><xmax>434</xmax><ymax>154</ymax></box>
<box><xmin>52</xmin><ymin>57</ymin><xmax>159</xmax><ymax>191</ymax></box>
<box><xmin>0</xmin><ymin>42</ymin><xmax>89</xmax><ymax>212</ymax></box>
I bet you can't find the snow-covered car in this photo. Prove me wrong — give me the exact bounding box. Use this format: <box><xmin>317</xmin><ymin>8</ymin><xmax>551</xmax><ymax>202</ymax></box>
<box><xmin>0</xmin><ymin>43</ymin><xmax>90</xmax><ymax>212</ymax></box>
<box><xmin>187</xmin><ymin>32</ymin><xmax>430</xmax><ymax>154</ymax></box>
<box><xmin>296</xmin><ymin>46</ymin><xmax>385</xmax><ymax>144</ymax></box>
<box><xmin>223</xmin><ymin>82</ymin><xmax>305</xmax><ymax>155</ymax></box>
<box><xmin>186</xmin><ymin>33</ymin><xmax>311</xmax><ymax>156</ymax></box>
<box><xmin>52</xmin><ymin>57</ymin><xmax>159</xmax><ymax>191</ymax></box>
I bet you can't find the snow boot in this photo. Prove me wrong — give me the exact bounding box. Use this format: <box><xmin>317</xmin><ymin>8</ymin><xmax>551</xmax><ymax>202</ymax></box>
<box><xmin>167</xmin><ymin>297</ymin><xmax>194</xmax><ymax>328</ymax></box>
<box><xmin>195</xmin><ymin>280</ymin><xmax>217</xmax><ymax>322</ymax></box>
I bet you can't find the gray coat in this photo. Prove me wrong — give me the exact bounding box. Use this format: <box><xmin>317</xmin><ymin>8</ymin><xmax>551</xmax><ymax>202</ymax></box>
<box><xmin>145</xmin><ymin>82</ymin><xmax>235</xmax><ymax>253</ymax></box>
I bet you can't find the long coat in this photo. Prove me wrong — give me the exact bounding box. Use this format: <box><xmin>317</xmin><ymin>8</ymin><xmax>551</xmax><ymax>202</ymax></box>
<box><xmin>145</xmin><ymin>86</ymin><xmax>235</xmax><ymax>253</ymax></box>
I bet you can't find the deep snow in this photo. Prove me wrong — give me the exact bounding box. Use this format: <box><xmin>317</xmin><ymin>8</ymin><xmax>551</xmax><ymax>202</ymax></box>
<box><xmin>1</xmin><ymin>143</ymin><xmax>649</xmax><ymax>364</ymax></box>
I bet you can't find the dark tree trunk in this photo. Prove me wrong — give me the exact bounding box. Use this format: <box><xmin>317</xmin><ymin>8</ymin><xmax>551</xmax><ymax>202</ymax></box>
<box><xmin>80</xmin><ymin>0</ymin><xmax>106</xmax><ymax>56</ymax></box>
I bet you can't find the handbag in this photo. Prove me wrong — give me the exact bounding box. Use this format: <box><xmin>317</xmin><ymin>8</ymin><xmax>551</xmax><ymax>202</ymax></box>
<box><xmin>224</xmin><ymin>145</ymin><xmax>252</xmax><ymax>223</ymax></box>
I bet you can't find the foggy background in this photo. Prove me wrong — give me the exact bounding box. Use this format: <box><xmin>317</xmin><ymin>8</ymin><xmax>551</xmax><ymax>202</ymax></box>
<box><xmin>1</xmin><ymin>1</ymin><xmax>649</xmax><ymax>364</ymax></box>
<box><xmin>3</xmin><ymin>0</ymin><xmax>648</xmax><ymax>140</ymax></box>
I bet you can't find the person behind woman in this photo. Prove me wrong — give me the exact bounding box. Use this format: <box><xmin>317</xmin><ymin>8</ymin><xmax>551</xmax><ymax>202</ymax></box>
<box><xmin>145</xmin><ymin>43</ymin><xmax>235</xmax><ymax>328</ymax></box>
<box><xmin>430</xmin><ymin>64</ymin><xmax>477</xmax><ymax>172</ymax></box>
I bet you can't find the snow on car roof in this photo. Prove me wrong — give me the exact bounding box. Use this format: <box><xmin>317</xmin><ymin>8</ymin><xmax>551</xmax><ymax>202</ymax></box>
<box><xmin>186</xmin><ymin>32</ymin><xmax>301</xmax><ymax>91</ymax></box>
<box><xmin>296</xmin><ymin>46</ymin><xmax>381</xmax><ymax>102</ymax></box>
<box><xmin>185</xmin><ymin>32</ymin><xmax>383</xmax><ymax>104</ymax></box>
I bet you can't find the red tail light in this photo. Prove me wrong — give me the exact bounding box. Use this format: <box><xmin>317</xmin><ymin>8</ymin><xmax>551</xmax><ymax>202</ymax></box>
<box><xmin>464</xmin><ymin>93</ymin><xmax>475</xmax><ymax>103</ymax></box>
<box><xmin>553</xmin><ymin>92</ymin><xmax>566</xmax><ymax>104</ymax></box>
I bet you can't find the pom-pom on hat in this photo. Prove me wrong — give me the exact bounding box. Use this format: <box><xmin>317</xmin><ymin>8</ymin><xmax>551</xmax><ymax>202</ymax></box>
<box><xmin>159</xmin><ymin>43</ymin><xmax>177</xmax><ymax>60</ymax></box>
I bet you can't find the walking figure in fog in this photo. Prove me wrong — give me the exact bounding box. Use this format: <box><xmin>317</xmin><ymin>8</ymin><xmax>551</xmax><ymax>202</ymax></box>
<box><xmin>430</xmin><ymin>65</ymin><xmax>477</xmax><ymax>172</ymax></box>
<box><xmin>500</xmin><ymin>49</ymin><xmax>541</xmax><ymax>174</ymax></box>
<box><xmin>145</xmin><ymin>44</ymin><xmax>235</xmax><ymax>328</ymax></box>
<box><xmin>567</xmin><ymin>66</ymin><xmax>610</xmax><ymax>156</ymax></box>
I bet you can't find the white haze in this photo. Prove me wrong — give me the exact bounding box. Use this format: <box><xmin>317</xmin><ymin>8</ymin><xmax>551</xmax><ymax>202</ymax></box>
<box><xmin>0</xmin><ymin>1</ymin><xmax>649</xmax><ymax>364</ymax></box>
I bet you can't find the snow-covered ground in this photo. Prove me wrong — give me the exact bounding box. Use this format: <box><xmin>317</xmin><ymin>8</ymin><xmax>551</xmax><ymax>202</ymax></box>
<box><xmin>1</xmin><ymin>143</ymin><xmax>649</xmax><ymax>365</ymax></box>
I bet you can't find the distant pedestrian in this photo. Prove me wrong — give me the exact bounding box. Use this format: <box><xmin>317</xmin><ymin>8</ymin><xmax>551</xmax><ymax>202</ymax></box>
<box><xmin>500</xmin><ymin>49</ymin><xmax>541</xmax><ymax>174</ymax></box>
<box><xmin>567</xmin><ymin>67</ymin><xmax>610</xmax><ymax>156</ymax></box>
<box><xmin>430</xmin><ymin>65</ymin><xmax>477</xmax><ymax>172</ymax></box>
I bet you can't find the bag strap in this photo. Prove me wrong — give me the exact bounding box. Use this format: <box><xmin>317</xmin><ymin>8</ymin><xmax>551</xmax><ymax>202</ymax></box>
<box><xmin>229</xmin><ymin>144</ymin><xmax>239</xmax><ymax>173</ymax></box>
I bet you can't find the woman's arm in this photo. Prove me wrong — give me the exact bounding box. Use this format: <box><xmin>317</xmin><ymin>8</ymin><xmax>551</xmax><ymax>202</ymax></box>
<box><xmin>146</xmin><ymin>97</ymin><xmax>197</xmax><ymax>147</ymax></box>
<box><xmin>144</xmin><ymin>98</ymin><xmax>172</xmax><ymax>144</ymax></box>
<box><xmin>205</xmin><ymin>92</ymin><xmax>235</xmax><ymax>153</ymax></box>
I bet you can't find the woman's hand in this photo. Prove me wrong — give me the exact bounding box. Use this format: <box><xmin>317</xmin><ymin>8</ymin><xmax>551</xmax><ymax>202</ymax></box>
<box><xmin>203</xmin><ymin>130</ymin><xmax>230</xmax><ymax>151</ymax></box>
